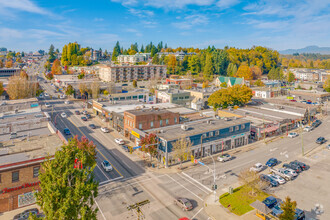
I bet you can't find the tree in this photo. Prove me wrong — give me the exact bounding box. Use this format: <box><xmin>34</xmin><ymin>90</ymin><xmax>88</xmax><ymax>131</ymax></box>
<box><xmin>279</xmin><ymin>197</ymin><xmax>297</xmax><ymax>220</ymax></box>
<box><xmin>79</xmin><ymin>83</ymin><xmax>88</xmax><ymax>96</ymax></box>
<box><xmin>140</xmin><ymin>133</ymin><xmax>158</xmax><ymax>162</ymax></box>
<box><xmin>51</xmin><ymin>59</ymin><xmax>62</xmax><ymax>75</ymax></box>
<box><xmin>254</xmin><ymin>79</ymin><xmax>265</xmax><ymax>87</ymax></box>
<box><xmin>172</xmin><ymin>137</ymin><xmax>192</xmax><ymax>168</ymax></box>
<box><xmin>112</xmin><ymin>41</ymin><xmax>121</xmax><ymax>61</ymax></box>
<box><xmin>65</xmin><ymin>85</ymin><xmax>75</xmax><ymax>96</ymax></box>
<box><xmin>91</xmin><ymin>81</ymin><xmax>100</xmax><ymax>99</ymax></box>
<box><xmin>34</xmin><ymin>136</ymin><xmax>98</xmax><ymax>220</ymax></box>
<box><xmin>238</xmin><ymin>169</ymin><xmax>267</xmax><ymax>196</ymax></box>
<box><xmin>7</xmin><ymin>76</ymin><xmax>39</xmax><ymax>99</ymax></box>
<box><xmin>212</xmin><ymin>49</ymin><xmax>229</xmax><ymax>75</ymax></box>
<box><xmin>235</xmin><ymin>65</ymin><xmax>253</xmax><ymax>80</ymax></box>
<box><xmin>202</xmin><ymin>81</ymin><xmax>209</xmax><ymax>88</ymax></box>
<box><xmin>167</xmin><ymin>55</ymin><xmax>177</xmax><ymax>74</ymax></box>
<box><xmin>287</xmin><ymin>71</ymin><xmax>295</xmax><ymax>83</ymax></box>
<box><xmin>220</xmin><ymin>82</ymin><xmax>227</xmax><ymax>88</ymax></box>
<box><xmin>152</xmin><ymin>54</ymin><xmax>159</xmax><ymax>65</ymax></box>
<box><xmin>0</xmin><ymin>60</ymin><xmax>4</xmax><ymax>68</ymax></box>
<box><xmin>0</xmin><ymin>82</ymin><xmax>4</xmax><ymax>96</ymax></box>
<box><xmin>5</xmin><ymin>59</ymin><xmax>13</xmax><ymax>68</ymax></box>
<box><xmin>203</xmin><ymin>53</ymin><xmax>214</xmax><ymax>80</ymax></box>
<box><xmin>20</xmin><ymin>70</ymin><xmax>28</xmax><ymax>79</ymax></box>
<box><xmin>323</xmin><ymin>75</ymin><xmax>330</xmax><ymax>92</ymax></box>
<box><xmin>103</xmin><ymin>90</ymin><xmax>109</xmax><ymax>96</ymax></box>
<box><xmin>132</xmin><ymin>80</ymin><xmax>137</xmax><ymax>88</ymax></box>
<box><xmin>250</xmin><ymin>66</ymin><xmax>262</xmax><ymax>79</ymax></box>
<box><xmin>48</xmin><ymin>44</ymin><xmax>56</xmax><ymax>63</ymax></box>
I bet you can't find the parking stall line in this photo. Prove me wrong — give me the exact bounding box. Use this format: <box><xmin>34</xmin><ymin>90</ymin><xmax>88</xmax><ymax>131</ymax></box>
<box><xmin>98</xmin><ymin>176</ymin><xmax>124</xmax><ymax>186</ymax></box>
<box><xmin>191</xmin><ymin>207</ymin><xmax>204</xmax><ymax>220</ymax></box>
<box><xmin>181</xmin><ymin>172</ymin><xmax>212</xmax><ymax>193</ymax></box>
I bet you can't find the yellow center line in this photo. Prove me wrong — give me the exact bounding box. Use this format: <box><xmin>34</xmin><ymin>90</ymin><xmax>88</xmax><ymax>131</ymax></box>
<box><xmin>67</xmin><ymin>117</ymin><xmax>124</xmax><ymax>177</ymax></box>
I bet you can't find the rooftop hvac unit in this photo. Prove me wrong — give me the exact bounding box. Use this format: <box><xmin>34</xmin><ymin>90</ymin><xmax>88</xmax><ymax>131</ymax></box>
<box><xmin>181</xmin><ymin>124</ymin><xmax>188</xmax><ymax>131</ymax></box>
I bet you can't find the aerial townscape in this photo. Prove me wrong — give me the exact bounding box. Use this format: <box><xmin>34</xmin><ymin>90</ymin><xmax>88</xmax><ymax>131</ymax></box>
<box><xmin>0</xmin><ymin>1</ymin><xmax>330</xmax><ymax>220</ymax></box>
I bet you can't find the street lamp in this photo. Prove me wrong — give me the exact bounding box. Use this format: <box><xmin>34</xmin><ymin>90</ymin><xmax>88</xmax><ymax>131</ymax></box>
<box><xmin>199</xmin><ymin>152</ymin><xmax>217</xmax><ymax>202</ymax></box>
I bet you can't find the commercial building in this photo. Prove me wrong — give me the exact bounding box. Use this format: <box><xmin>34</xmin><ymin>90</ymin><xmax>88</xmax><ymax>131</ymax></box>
<box><xmin>165</xmin><ymin>77</ymin><xmax>195</xmax><ymax>89</ymax></box>
<box><xmin>252</xmin><ymin>87</ymin><xmax>286</xmax><ymax>99</ymax></box>
<box><xmin>124</xmin><ymin>108</ymin><xmax>179</xmax><ymax>145</ymax></box>
<box><xmin>288</xmin><ymin>90</ymin><xmax>330</xmax><ymax>102</ymax></box>
<box><xmin>185</xmin><ymin>87</ymin><xmax>219</xmax><ymax>110</ymax></box>
<box><xmin>0</xmin><ymin>68</ymin><xmax>20</xmax><ymax>78</ymax></box>
<box><xmin>289</xmin><ymin>68</ymin><xmax>326</xmax><ymax>81</ymax></box>
<box><xmin>215</xmin><ymin>76</ymin><xmax>245</xmax><ymax>87</ymax></box>
<box><xmin>155</xmin><ymin>89</ymin><xmax>191</xmax><ymax>106</ymax></box>
<box><xmin>150</xmin><ymin>117</ymin><xmax>250</xmax><ymax>167</ymax></box>
<box><xmin>108</xmin><ymin>89</ymin><xmax>149</xmax><ymax>103</ymax></box>
<box><xmin>98</xmin><ymin>64</ymin><xmax>167</xmax><ymax>82</ymax></box>
<box><xmin>117</xmin><ymin>53</ymin><xmax>151</xmax><ymax>64</ymax></box>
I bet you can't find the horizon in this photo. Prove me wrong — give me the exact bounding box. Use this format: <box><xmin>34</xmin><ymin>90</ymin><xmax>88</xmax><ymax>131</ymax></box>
<box><xmin>0</xmin><ymin>0</ymin><xmax>329</xmax><ymax>52</ymax></box>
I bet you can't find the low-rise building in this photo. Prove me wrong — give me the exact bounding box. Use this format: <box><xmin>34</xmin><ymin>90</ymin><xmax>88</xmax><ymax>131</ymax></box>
<box><xmin>289</xmin><ymin>90</ymin><xmax>330</xmax><ymax>102</ymax></box>
<box><xmin>117</xmin><ymin>53</ymin><xmax>151</xmax><ymax>64</ymax></box>
<box><xmin>185</xmin><ymin>87</ymin><xmax>219</xmax><ymax>110</ymax></box>
<box><xmin>98</xmin><ymin>64</ymin><xmax>166</xmax><ymax>82</ymax></box>
<box><xmin>252</xmin><ymin>87</ymin><xmax>285</xmax><ymax>98</ymax></box>
<box><xmin>0</xmin><ymin>68</ymin><xmax>20</xmax><ymax>78</ymax></box>
<box><xmin>165</xmin><ymin>77</ymin><xmax>194</xmax><ymax>89</ymax></box>
<box><xmin>215</xmin><ymin>76</ymin><xmax>245</xmax><ymax>87</ymax></box>
<box><xmin>155</xmin><ymin>89</ymin><xmax>191</xmax><ymax>106</ymax></box>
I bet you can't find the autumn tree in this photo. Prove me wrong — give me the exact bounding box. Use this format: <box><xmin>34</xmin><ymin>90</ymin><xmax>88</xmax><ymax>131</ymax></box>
<box><xmin>91</xmin><ymin>81</ymin><xmax>100</xmax><ymax>99</ymax></box>
<box><xmin>51</xmin><ymin>59</ymin><xmax>62</xmax><ymax>75</ymax></box>
<box><xmin>20</xmin><ymin>70</ymin><xmax>28</xmax><ymax>79</ymax></box>
<box><xmin>287</xmin><ymin>72</ymin><xmax>295</xmax><ymax>83</ymax></box>
<box><xmin>0</xmin><ymin>60</ymin><xmax>4</xmax><ymax>68</ymax></box>
<box><xmin>140</xmin><ymin>133</ymin><xmax>158</xmax><ymax>162</ymax></box>
<box><xmin>79</xmin><ymin>83</ymin><xmax>88</xmax><ymax>96</ymax></box>
<box><xmin>254</xmin><ymin>79</ymin><xmax>265</xmax><ymax>87</ymax></box>
<box><xmin>0</xmin><ymin>82</ymin><xmax>4</xmax><ymax>96</ymax></box>
<box><xmin>238</xmin><ymin>169</ymin><xmax>267</xmax><ymax>196</ymax></box>
<box><xmin>65</xmin><ymin>85</ymin><xmax>75</xmax><ymax>96</ymax></box>
<box><xmin>279</xmin><ymin>197</ymin><xmax>297</xmax><ymax>220</ymax></box>
<box><xmin>227</xmin><ymin>63</ymin><xmax>237</xmax><ymax>76</ymax></box>
<box><xmin>172</xmin><ymin>137</ymin><xmax>192</xmax><ymax>168</ymax></box>
<box><xmin>167</xmin><ymin>54</ymin><xmax>177</xmax><ymax>74</ymax></box>
<box><xmin>250</xmin><ymin>66</ymin><xmax>262</xmax><ymax>79</ymax></box>
<box><xmin>220</xmin><ymin>82</ymin><xmax>227</xmax><ymax>88</ymax></box>
<box><xmin>5</xmin><ymin>59</ymin><xmax>13</xmax><ymax>68</ymax></box>
<box><xmin>34</xmin><ymin>136</ymin><xmax>99</xmax><ymax>220</ymax></box>
<box><xmin>235</xmin><ymin>65</ymin><xmax>253</xmax><ymax>80</ymax></box>
<box><xmin>323</xmin><ymin>75</ymin><xmax>330</xmax><ymax>92</ymax></box>
<box><xmin>132</xmin><ymin>80</ymin><xmax>137</xmax><ymax>88</ymax></box>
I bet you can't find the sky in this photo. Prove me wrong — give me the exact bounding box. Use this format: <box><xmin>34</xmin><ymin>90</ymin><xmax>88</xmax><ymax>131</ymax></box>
<box><xmin>0</xmin><ymin>0</ymin><xmax>329</xmax><ymax>52</ymax></box>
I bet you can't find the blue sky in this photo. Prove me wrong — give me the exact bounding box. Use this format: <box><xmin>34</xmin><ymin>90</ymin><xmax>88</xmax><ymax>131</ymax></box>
<box><xmin>0</xmin><ymin>0</ymin><xmax>329</xmax><ymax>52</ymax></box>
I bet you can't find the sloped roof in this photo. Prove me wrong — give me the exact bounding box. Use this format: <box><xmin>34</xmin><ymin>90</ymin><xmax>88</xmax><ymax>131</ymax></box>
<box><xmin>250</xmin><ymin>200</ymin><xmax>272</xmax><ymax>214</ymax></box>
<box><xmin>218</xmin><ymin>76</ymin><xmax>243</xmax><ymax>86</ymax></box>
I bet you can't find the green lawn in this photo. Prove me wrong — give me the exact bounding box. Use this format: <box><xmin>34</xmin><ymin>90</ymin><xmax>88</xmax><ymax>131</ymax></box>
<box><xmin>219</xmin><ymin>185</ymin><xmax>270</xmax><ymax>216</ymax></box>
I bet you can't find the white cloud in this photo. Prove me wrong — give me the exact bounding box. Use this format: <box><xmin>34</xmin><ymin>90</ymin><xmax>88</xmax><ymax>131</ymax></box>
<box><xmin>145</xmin><ymin>0</ymin><xmax>214</xmax><ymax>9</ymax></box>
<box><xmin>216</xmin><ymin>0</ymin><xmax>240</xmax><ymax>9</ymax></box>
<box><xmin>0</xmin><ymin>0</ymin><xmax>48</xmax><ymax>14</ymax></box>
<box><xmin>128</xmin><ymin>8</ymin><xmax>154</xmax><ymax>17</ymax></box>
<box><xmin>125</xmin><ymin>28</ymin><xmax>143</xmax><ymax>37</ymax></box>
<box><xmin>110</xmin><ymin>0</ymin><xmax>138</xmax><ymax>6</ymax></box>
<box><xmin>172</xmin><ymin>14</ymin><xmax>209</xmax><ymax>29</ymax></box>
<box><xmin>94</xmin><ymin>17</ymin><xmax>104</xmax><ymax>22</ymax></box>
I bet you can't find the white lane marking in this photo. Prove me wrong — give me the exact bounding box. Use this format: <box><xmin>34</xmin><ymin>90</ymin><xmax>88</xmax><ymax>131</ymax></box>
<box><xmin>99</xmin><ymin>176</ymin><xmax>124</xmax><ymax>185</ymax></box>
<box><xmin>191</xmin><ymin>207</ymin><xmax>204</xmax><ymax>219</ymax></box>
<box><xmin>181</xmin><ymin>172</ymin><xmax>212</xmax><ymax>193</ymax></box>
<box><xmin>94</xmin><ymin>199</ymin><xmax>106</xmax><ymax>220</ymax></box>
<box><xmin>165</xmin><ymin>174</ymin><xmax>203</xmax><ymax>201</ymax></box>
<box><xmin>96</xmin><ymin>164</ymin><xmax>110</xmax><ymax>181</ymax></box>
<box><xmin>225</xmin><ymin>159</ymin><xmax>256</xmax><ymax>171</ymax></box>
<box><xmin>270</xmin><ymin>147</ymin><xmax>278</xmax><ymax>152</ymax></box>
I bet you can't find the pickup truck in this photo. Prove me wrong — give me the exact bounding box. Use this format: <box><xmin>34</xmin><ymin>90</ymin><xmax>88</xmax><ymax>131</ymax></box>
<box><xmin>270</xmin><ymin>168</ymin><xmax>294</xmax><ymax>181</ymax></box>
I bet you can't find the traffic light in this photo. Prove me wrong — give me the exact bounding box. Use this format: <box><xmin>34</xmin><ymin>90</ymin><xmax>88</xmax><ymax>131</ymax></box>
<box><xmin>212</xmin><ymin>184</ymin><xmax>217</xmax><ymax>190</ymax></box>
<box><xmin>129</xmin><ymin>146</ymin><xmax>133</xmax><ymax>154</ymax></box>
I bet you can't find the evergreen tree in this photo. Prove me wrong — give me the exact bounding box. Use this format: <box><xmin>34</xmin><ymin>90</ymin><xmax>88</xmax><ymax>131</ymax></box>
<box><xmin>140</xmin><ymin>45</ymin><xmax>145</xmax><ymax>53</ymax></box>
<box><xmin>203</xmin><ymin>53</ymin><xmax>214</xmax><ymax>80</ymax></box>
<box><xmin>152</xmin><ymin>54</ymin><xmax>159</xmax><ymax>64</ymax></box>
<box><xmin>48</xmin><ymin>44</ymin><xmax>56</xmax><ymax>63</ymax></box>
<box><xmin>212</xmin><ymin>49</ymin><xmax>229</xmax><ymax>75</ymax></box>
<box><xmin>279</xmin><ymin>197</ymin><xmax>296</xmax><ymax>220</ymax></box>
<box><xmin>112</xmin><ymin>41</ymin><xmax>121</xmax><ymax>61</ymax></box>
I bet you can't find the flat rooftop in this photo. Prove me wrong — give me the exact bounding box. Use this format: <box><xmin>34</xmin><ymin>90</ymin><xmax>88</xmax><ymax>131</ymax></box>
<box><xmin>126</xmin><ymin>108</ymin><xmax>175</xmax><ymax>116</ymax></box>
<box><xmin>148</xmin><ymin>117</ymin><xmax>250</xmax><ymax>141</ymax></box>
<box><xmin>0</xmin><ymin>134</ymin><xmax>63</xmax><ymax>166</ymax></box>
<box><xmin>103</xmin><ymin>103</ymin><xmax>178</xmax><ymax>114</ymax></box>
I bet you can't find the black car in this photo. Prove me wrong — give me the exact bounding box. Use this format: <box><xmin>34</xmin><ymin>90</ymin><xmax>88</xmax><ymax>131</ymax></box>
<box><xmin>283</xmin><ymin>163</ymin><xmax>302</xmax><ymax>173</ymax></box>
<box><xmin>81</xmin><ymin>116</ymin><xmax>87</xmax><ymax>121</ymax></box>
<box><xmin>316</xmin><ymin>137</ymin><xmax>326</xmax><ymax>144</ymax></box>
<box><xmin>315</xmin><ymin>120</ymin><xmax>321</xmax><ymax>126</ymax></box>
<box><xmin>13</xmin><ymin>208</ymin><xmax>39</xmax><ymax>220</ymax></box>
<box><xmin>291</xmin><ymin>160</ymin><xmax>309</xmax><ymax>170</ymax></box>
<box><xmin>89</xmin><ymin>124</ymin><xmax>96</xmax><ymax>129</ymax></box>
<box><xmin>86</xmin><ymin>114</ymin><xmax>92</xmax><ymax>119</ymax></box>
<box><xmin>260</xmin><ymin>174</ymin><xmax>279</xmax><ymax>187</ymax></box>
<box><xmin>75</xmin><ymin>110</ymin><xmax>80</xmax><ymax>115</ymax></box>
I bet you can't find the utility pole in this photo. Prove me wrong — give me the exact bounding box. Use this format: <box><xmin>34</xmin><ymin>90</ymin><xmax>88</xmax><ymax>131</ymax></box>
<box><xmin>301</xmin><ymin>121</ymin><xmax>304</xmax><ymax>156</ymax></box>
<box><xmin>200</xmin><ymin>135</ymin><xmax>203</xmax><ymax>161</ymax></box>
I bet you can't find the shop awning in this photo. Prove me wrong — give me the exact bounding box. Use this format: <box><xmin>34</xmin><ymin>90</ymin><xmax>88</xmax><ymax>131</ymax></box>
<box><xmin>131</xmin><ymin>128</ymin><xmax>146</xmax><ymax>139</ymax></box>
<box><xmin>261</xmin><ymin>126</ymin><xmax>279</xmax><ymax>133</ymax></box>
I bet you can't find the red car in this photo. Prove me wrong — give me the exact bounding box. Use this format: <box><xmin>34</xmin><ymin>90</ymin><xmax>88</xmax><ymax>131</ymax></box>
<box><xmin>290</xmin><ymin>99</ymin><xmax>297</xmax><ymax>102</ymax></box>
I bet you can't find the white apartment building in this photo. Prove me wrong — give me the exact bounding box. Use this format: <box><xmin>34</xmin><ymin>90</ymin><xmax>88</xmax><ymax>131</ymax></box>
<box><xmin>98</xmin><ymin>64</ymin><xmax>167</xmax><ymax>82</ymax></box>
<box><xmin>117</xmin><ymin>53</ymin><xmax>151</xmax><ymax>64</ymax></box>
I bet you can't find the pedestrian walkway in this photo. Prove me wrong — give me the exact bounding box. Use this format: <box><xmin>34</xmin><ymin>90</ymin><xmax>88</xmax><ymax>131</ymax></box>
<box><xmin>0</xmin><ymin>204</ymin><xmax>40</xmax><ymax>220</ymax></box>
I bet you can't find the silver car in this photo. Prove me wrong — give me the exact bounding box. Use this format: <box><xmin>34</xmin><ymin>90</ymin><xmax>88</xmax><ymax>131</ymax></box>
<box><xmin>174</xmin><ymin>198</ymin><xmax>193</xmax><ymax>211</ymax></box>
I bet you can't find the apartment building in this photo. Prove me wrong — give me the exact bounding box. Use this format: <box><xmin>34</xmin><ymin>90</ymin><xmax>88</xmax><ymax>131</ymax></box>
<box><xmin>98</xmin><ymin>64</ymin><xmax>167</xmax><ymax>82</ymax></box>
<box><xmin>117</xmin><ymin>53</ymin><xmax>151</xmax><ymax>64</ymax></box>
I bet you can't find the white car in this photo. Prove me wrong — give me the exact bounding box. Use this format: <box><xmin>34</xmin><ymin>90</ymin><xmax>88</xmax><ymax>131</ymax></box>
<box><xmin>250</xmin><ymin>163</ymin><xmax>263</xmax><ymax>172</ymax></box>
<box><xmin>64</xmin><ymin>100</ymin><xmax>70</xmax><ymax>104</ymax></box>
<box><xmin>101</xmin><ymin>160</ymin><xmax>113</xmax><ymax>172</ymax></box>
<box><xmin>303</xmin><ymin>126</ymin><xmax>312</xmax><ymax>132</ymax></box>
<box><xmin>44</xmin><ymin>93</ymin><xmax>49</xmax><ymax>97</ymax></box>
<box><xmin>60</xmin><ymin>94</ymin><xmax>66</xmax><ymax>99</ymax></box>
<box><xmin>101</xmin><ymin>127</ymin><xmax>110</xmax><ymax>133</ymax></box>
<box><xmin>284</xmin><ymin>168</ymin><xmax>298</xmax><ymax>177</ymax></box>
<box><xmin>217</xmin><ymin>154</ymin><xmax>232</xmax><ymax>162</ymax></box>
<box><xmin>45</xmin><ymin>103</ymin><xmax>51</xmax><ymax>108</ymax></box>
<box><xmin>268</xmin><ymin>174</ymin><xmax>286</xmax><ymax>184</ymax></box>
<box><xmin>61</xmin><ymin>112</ymin><xmax>67</xmax><ymax>118</ymax></box>
<box><xmin>288</xmin><ymin>132</ymin><xmax>298</xmax><ymax>138</ymax></box>
<box><xmin>115</xmin><ymin>138</ymin><xmax>125</xmax><ymax>145</ymax></box>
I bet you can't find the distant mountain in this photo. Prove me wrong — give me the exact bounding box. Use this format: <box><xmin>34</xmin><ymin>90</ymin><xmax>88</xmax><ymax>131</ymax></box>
<box><xmin>279</xmin><ymin>45</ymin><xmax>330</xmax><ymax>55</ymax></box>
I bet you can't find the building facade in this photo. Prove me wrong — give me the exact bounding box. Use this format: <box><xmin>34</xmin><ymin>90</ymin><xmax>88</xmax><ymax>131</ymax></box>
<box><xmin>0</xmin><ymin>68</ymin><xmax>20</xmax><ymax>78</ymax></box>
<box><xmin>186</xmin><ymin>87</ymin><xmax>219</xmax><ymax>109</ymax></box>
<box><xmin>155</xmin><ymin>89</ymin><xmax>191</xmax><ymax>106</ymax></box>
<box><xmin>117</xmin><ymin>53</ymin><xmax>151</xmax><ymax>64</ymax></box>
<box><xmin>98</xmin><ymin>64</ymin><xmax>167</xmax><ymax>82</ymax></box>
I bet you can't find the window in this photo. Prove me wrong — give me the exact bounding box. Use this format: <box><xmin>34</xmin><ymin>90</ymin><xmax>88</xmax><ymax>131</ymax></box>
<box><xmin>151</xmin><ymin>121</ymin><xmax>154</xmax><ymax>128</ymax></box>
<box><xmin>33</xmin><ymin>166</ymin><xmax>40</xmax><ymax>178</ymax></box>
<box><xmin>166</xmin><ymin>119</ymin><xmax>169</xmax><ymax>125</ymax></box>
<box><xmin>229</xmin><ymin>127</ymin><xmax>233</xmax><ymax>132</ymax></box>
<box><xmin>12</xmin><ymin>171</ymin><xmax>19</xmax><ymax>182</ymax></box>
<box><xmin>160</xmin><ymin>120</ymin><xmax>163</xmax><ymax>127</ymax></box>
<box><xmin>0</xmin><ymin>174</ymin><xmax>1</xmax><ymax>183</ymax></box>
<box><xmin>174</xmin><ymin>117</ymin><xmax>177</xmax><ymax>124</ymax></box>
<box><xmin>209</xmin><ymin>132</ymin><xmax>214</xmax><ymax>137</ymax></box>
<box><xmin>215</xmin><ymin>130</ymin><xmax>219</xmax><ymax>136</ymax></box>
<box><xmin>235</xmin><ymin>126</ymin><xmax>239</xmax><ymax>131</ymax></box>
<box><xmin>139</xmin><ymin>123</ymin><xmax>142</xmax><ymax>129</ymax></box>
<box><xmin>202</xmin><ymin>133</ymin><xmax>207</xmax><ymax>138</ymax></box>
<box><xmin>241</xmin><ymin>124</ymin><xmax>245</xmax><ymax>129</ymax></box>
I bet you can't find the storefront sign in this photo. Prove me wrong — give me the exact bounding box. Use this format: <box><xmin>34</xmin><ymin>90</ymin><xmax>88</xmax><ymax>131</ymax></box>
<box><xmin>1</xmin><ymin>181</ymin><xmax>40</xmax><ymax>194</ymax></box>
<box><xmin>18</xmin><ymin>191</ymin><xmax>38</xmax><ymax>207</ymax></box>
<box><xmin>131</xmin><ymin>130</ymin><xmax>140</xmax><ymax>139</ymax></box>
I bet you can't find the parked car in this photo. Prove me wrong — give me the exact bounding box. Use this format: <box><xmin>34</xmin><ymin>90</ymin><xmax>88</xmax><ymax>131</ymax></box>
<box><xmin>288</xmin><ymin>132</ymin><xmax>298</xmax><ymax>138</ymax></box>
<box><xmin>268</xmin><ymin>174</ymin><xmax>286</xmax><ymax>184</ymax></box>
<box><xmin>115</xmin><ymin>138</ymin><xmax>125</xmax><ymax>145</ymax></box>
<box><xmin>44</xmin><ymin>93</ymin><xmax>49</xmax><ymax>97</ymax></box>
<box><xmin>260</xmin><ymin>174</ymin><xmax>279</xmax><ymax>187</ymax></box>
<box><xmin>266</xmin><ymin>158</ymin><xmax>279</xmax><ymax>167</ymax></box>
<box><xmin>89</xmin><ymin>124</ymin><xmax>96</xmax><ymax>129</ymax></box>
<box><xmin>81</xmin><ymin>116</ymin><xmax>87</xmax><ymax>121</ymax></box>
<box><xmin>303</xmin><ymin>126</ymin><xmax>312</xmax><ymax>132</ymax></box>
<box><xmin>290</xmin><ymin>99</ymin><xmax>297</xmax><ymax>102</ymax></box>
<box><xmin>60</xmin><ymin>94</ymin><xmax>66</xmax><ymax>99</ymax></box>
<box><xmin>86</xmin><ymin>114</ymin><xmax>91</xmax><ymax>119</ymax></box>
<box><xmin>10</xmin><ymin>132</ymin><xmax>17</xmax><ymax>139</ymax></box>
<box><xmin>291</xmin><ymin>160</ymin><xmax>309</xmax><ymax>170</ymax></box>
<box><xmin>63</xmin><ymin>128</ymin><xmax>71</xmax><ymax>135</ymax></box>
<box><xmin>284</xmin><ymin>168</ymin><xmax>298</xmax><ymax>177</ymax></box>
<box><xmin>262</xmin><ymin>196</ymin><xmax>277</xmax><ymax>209</ymax></box>
<box><xmin>101</xmin><ymin>160</ymin><xmax>113</xmax><ymax>172</ymax></box>
<box><xmin>174</xmin><ymin>198</ymin><xmax>193</xmax><ymax>211</ymax></box>
<box><xmin>316</xmin><ymin>137</ymin><xmax>326</xmax><ymax>144</ymax></box>
<box><xmin>61</xmin><ymin>112</ymin><xmax>67</xmax><ymax>118</ymax></box>
<box><xmin>13</xmin><ymin>208</ymin><xmax>39</xmax><ymax>220</ymax></box>
<box><xmin>250</xmin><ymin>163</ymin><xmax>263</xmax><ymax>172</ymax></box>
<box><xmin>217</xmin><ymin>154</ymin><xmax>232</xmax><ymax>162</ymax></box>
<box><xmin>270</xmin><ymin>168</ymin><xmax>294</xmax><ymax>181</ymax></box>
<box><xmin>45</xmin><ymin>103</ymin><xmax>51</xmax><ymax>108</ymax></box>
<box><xmin>101</xmin><ymin>127</ymin><xmax>110</xmax><ymax>133</ymax></box>
<box><xmin>314</xmin><ymin>120</ymin><xmax>322</xmax><ymax>127</ymax></box>
<box><xmin>39</xmin><ymin>94</ymin><xmax>44</xmax><ymax>98</ymax></box>
<box><xmin>64</xmin><ymin>100</ymin><xmax>70</xmax><ymax>104</ymax></box>
<box><xmin>295</xmin><ymin>208</ymin><xmax>305</xmax><ymax>220</ymax></box>
<box><xmin>122</xmin><ymin>145</ymin><xmax>129</xmax><ymax>152</ymax></box>
<box><xmin>326</xmin><ymin>144</ymin><xmax>330</xmax><ymax>150</ymax></box>
<box><xmin>82</xmin><ymin>110</ymin><xmax>88</xmax><ymax>115</ymax></box>
<box><xmin>271</xmin><ymin>202</ymin><xmax>284</xmax><ymax>217</ymax></box>
<box><xmin>283</xmin><ymin>163</ymin><xmax>302</xmax><ymax>173</ymax></box>
<box><xmin>75</xmin><ymin>110</ymin><xmax>80</xmax><ymax>115</ymax></box>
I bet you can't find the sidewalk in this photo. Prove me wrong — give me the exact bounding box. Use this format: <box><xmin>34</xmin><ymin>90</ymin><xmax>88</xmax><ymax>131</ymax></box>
<box><xmin>0</xmin><ymin>204</ymin><xmax>39</xmax><ymax>220</ymax></box>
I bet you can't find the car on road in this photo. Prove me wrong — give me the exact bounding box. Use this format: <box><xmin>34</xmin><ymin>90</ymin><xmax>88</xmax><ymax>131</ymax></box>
<box><xmin>266</xmin><ymin>158</ymin><xmax>279</xmax><ymax>167</ymax></box>
<box><xmin>260</xmin><ymin>174</ymin><xmax>279</xmax><ymax>187</ymax></box>
<box><xmin>174</xmin><ymin>198</ymin><xmax>193</xmax><ymax>211</ymax></box>
<box><xmin>122</xmin><ymin>145</ymin><xmax>129</xmax><ymax>152</ymax></box>
<box><xmin>115</xmin><ymin>138</ymin><xmax>125</xmax><ymax>145</ymax></box>
<box><xmin>262</xmin><ymin>196</ymin><xmax>277</xmax><ymax>209</ymax></box>
<box><xmin>283</xmin><ymin>163</ymin><xmax>302</xmax><ymax>173</ymax></box>
<box><xmin>81</xmin><ymin>116</ymin><xmax>87</xmax><ymax>121</ymax></box>
<box><xmin>303</xmin><ymin>126</ymin><xmax>312</xmax><ymax>132</ymax></box>
<box><xmin>61</xmin><ymin>112</ymin><xmax>67</xmax><ymax>118</ymax></box>
<box><xmin>101</xmin><ymin>160</ymin><xmax>113</xmax><ymax>172</ymax></box>
<box><xmin>291</xmin><ymin>160</ymin><xmax>309</xmax><ymax>170</ymax></box>
<box><xmin>63</xmin><ymin>128</ymin><xmax>71</xmax><ymax>135</ymax></box>
<box><xmin>314</xmin><ymin>120</ymin><xmax>322</xmax><ymax>127</ymax></box>
<box><xmin>316</xmin><ymin>137</ymin><xmax>326</xmax><ymax>144</ymax></box>
<box><xmin>86</xmin><ymin>114</ymin><xmax>91</xmax><ymax>119</ymax></box>
<box><xmin>45</xmin><ymin>103</ymin><xmax>51</xmax><ymax>108</ymax></box>
<box><xmin>217</xmin><ymin>154</ymin><xmax>232</xmax><ymax>162</ymax></box>
<box><xmin>295</xmin><ymin>208</ymin><xmax>305</xmax><ymax>220</ymax></box>
<box><xmin>13</xmin><ymin>208</ymin><xmax>39</xmax><ymax>220</ymax></box>
<box><xmin>288</xmin><ymin>132</ymin><xmax>298</xmax><ymax>138</ymax></box>
<box><xmin>250</xmin><ymin>163</ymin><xmax>263</xmax><ymax>172</ymax></box>
<box><xmin>64</xmin><ymin>100</ymin><xmax>70</xmax><ymax>104</ymax></box>
<box><xmin>39</xmin><ymin>94</ymin><xmax>44</xmax><ymax>98</ymax></box>
<box><xmin>89</xmin><ymin>124</ymin><xmax>96</xmax><ymax>129</ymax></box>
<box><xmin>268</xmin><ymin>174</ymin><xmax>286</xmax><ymax>184</ymax></box>
<box><xmin>44</xmin><ymin>93</ymin><xmax>49</xmax><ymax>97</ymax></box>
<box><xmin>75</xmin><ymin>110</ymin><xmax>80</xmax><ymax>115</ymax></box>
<box><xmin>101</xmin><ymin>127</ymin><xmax>110</xmax><ymax>133</ymax></box>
